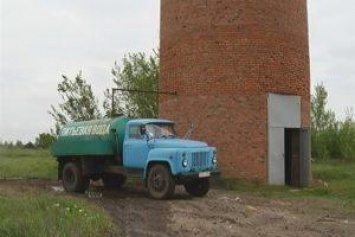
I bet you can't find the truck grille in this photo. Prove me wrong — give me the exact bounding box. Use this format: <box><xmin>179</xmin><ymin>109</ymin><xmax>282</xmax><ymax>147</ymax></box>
<box><xmin>192</xmin><ymin>152</ymin><xmax>208</xmax><ymax>167</ymax></box>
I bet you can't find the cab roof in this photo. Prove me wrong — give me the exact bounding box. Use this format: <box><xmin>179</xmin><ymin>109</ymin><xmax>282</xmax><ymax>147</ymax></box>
<box><xmin>128</xmin><ymin>118</ymin><xmax>174</xmax><ymax>125</ymax></box>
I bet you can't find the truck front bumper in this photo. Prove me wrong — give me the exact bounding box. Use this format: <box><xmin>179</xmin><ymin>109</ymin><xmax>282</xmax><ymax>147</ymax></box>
<box><xmin>176</xmin><ymin>170</ymin><xmax>221</xmax><ymax>181</ymax></box>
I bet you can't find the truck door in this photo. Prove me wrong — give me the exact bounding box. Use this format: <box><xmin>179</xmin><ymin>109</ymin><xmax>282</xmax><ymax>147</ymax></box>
<box><xmin>123</xmin><ymin>124</ymin><xmax>149</xmax><ymax>169</ymax></box>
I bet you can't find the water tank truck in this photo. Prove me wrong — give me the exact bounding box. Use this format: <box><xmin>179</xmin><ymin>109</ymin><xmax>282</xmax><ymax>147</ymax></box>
<box><xmin>51</xmin><ymin>116</ymin><xmax>218</xmax><ymax>199</ymax></box>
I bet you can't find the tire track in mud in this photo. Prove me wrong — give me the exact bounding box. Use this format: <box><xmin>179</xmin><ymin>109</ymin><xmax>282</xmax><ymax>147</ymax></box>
<box><xmin>100</xmin><ymin>185</ymin><xmax>175</xmax><ymax>237</ymax></box>
<box><xmin>99</xmin><ymin>185</ymin><xmax>354</xmax><ymax>237</ymax></box>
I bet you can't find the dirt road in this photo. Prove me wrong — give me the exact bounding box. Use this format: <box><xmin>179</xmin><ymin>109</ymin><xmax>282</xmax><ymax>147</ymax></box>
<box><xmin>1</xmin><ymin>180</ymin><xmax>354</xmax><ymax>237</ymax></box>
<box><xmin>98</xmin><ymin>184</ymin><xmax>354</xmax><ymax>237</ymax></box>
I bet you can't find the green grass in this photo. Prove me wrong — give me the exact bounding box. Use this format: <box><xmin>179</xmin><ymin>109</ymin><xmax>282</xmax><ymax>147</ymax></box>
<box><xmin>216</xmin><ymin>160</ymin><xmax>355</xmax><ymax>213</ymax></box>
<box><xmin>312</xmin><ymin>160</ymin><xmax>355</xmax><ymax>200</ymax></box>
<box><xmin>0</xmin><ymin>192</ymin><xmax>117</xmax><ymax>237</ymax></box>
<box><xmin>0</xmin><ymin>147</ymin><xmax>119</xmax><ymax>236</ymax></box>
<box><xmin>0</xmin><ymin>146</ymin><xmax>57</xmax><ymax>179</ymax></box>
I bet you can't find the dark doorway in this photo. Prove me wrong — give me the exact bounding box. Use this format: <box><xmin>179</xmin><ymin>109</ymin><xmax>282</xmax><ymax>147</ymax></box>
<box><xmin>284</xmin><ymin>128</ymin><xmax>301</xmax><ymax>187</ymax></box>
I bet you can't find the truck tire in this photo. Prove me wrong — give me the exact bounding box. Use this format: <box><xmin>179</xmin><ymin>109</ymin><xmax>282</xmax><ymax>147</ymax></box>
<box><xmin>62</xmin><ymin>162</ymin><xmax>89</xmax><ymax>193</ymax></box>
<box><xmin>102</xmin><ymin>174</ymin><xmax>127</xmax><ymax>189</ymax></box>
<box><xmin>147</xmin><ymin>164</ymin><xmax>175</xmax><ymax>200</ymax></box>
<box><xmin>184</xmin><ymin>178</ymin><xmax>210</xmax><ymax>197</ymax></box>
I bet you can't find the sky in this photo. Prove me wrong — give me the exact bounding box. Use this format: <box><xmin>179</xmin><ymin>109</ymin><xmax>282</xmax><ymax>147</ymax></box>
<box><xmin>0</xmin><ymin>0</ymin><xmax>354</xmax><ymax>143</ymax></box>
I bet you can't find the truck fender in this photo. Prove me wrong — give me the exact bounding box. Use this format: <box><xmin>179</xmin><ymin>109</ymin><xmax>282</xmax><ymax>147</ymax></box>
<box><xmin>143</xmin><ymin>150</ymin><xmax>178</xmax><ymax>179</ymax></box>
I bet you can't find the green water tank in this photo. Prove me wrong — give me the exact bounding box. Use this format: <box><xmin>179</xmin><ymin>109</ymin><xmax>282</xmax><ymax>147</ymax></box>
<box><xmin>51</xmin><ymin>116</ymin><xmax>130</xmax><ymax>157</ymax></box>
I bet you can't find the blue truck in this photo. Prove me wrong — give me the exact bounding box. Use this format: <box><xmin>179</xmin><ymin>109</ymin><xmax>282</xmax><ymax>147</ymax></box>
<box><xmin>51</xmin><ymin>116</ymin><xmax>218</xmax><ymax>199</ymax></box>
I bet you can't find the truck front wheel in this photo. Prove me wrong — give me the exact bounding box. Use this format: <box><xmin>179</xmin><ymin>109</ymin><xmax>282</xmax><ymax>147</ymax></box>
<box><xmin>184</xmin><ymin>178</ymin><xmax>210</xmax><ymax>197</ymax></box>
<box><xmin>147</xmin><ymin>164</ymin><xmax>175</xmax><ymax>199</ymax></box>
<box><xmin>62</xmin><ymin>162</ymin><xmax>89</xmax><ymax>193</ymax></box>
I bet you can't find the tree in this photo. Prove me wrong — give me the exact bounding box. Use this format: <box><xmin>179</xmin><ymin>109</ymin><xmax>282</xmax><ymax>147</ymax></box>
<box><xmin>24</xmin><ymin>142</ymin><xmax>35</xmax><ymax>149</ymax></box>
<box><xmin>103</xmin><ymin>51</ymin><xmax>159</xmax><ymax>118</ymax></box>
<box><xmin>49</xmin><ymin>71</ymin><xmax>102</xmax><ymax>134</ymax></box>
<box><xmin>5</xmin><ymin>141</ymin><xmax>14</xmax><ymax>148</ymax></box>
<box><xmin>311</xmin><ymin>83</ymin><xmax>337</xmax><ymax>160</ymax></box>
<box><xmin>35</xmin><ymin>133</ymin><xmax>57</xmax><ymax>149</ymax></box>
<box><xmin>311</xmin><ymin>83</ymin><xmax>336</xmax><ymax>132</ymax></box>
<box><xmin>50</xmin><ymin>50</ymin><xmax>159</xmax><ymax>135</ymax></box>
<box><xmin>15</xmin><ymin>140</ymin><xmax>23</xmax><ymax>148</ymax></box>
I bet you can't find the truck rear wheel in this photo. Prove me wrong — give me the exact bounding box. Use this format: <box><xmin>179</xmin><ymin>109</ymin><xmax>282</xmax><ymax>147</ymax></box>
<box><xmin>62</xmin><ymin>162</ymin><xmax>89</xmax><ymax>193</ymax></box>
<box><xmin>102</xmin><ymin>174</ymin><xmax>127</xmax><ymax>189</ymax></box>
<box><xmin>184</xmin><ymin>178</ymin><xmax>210</xmax><ymax>197</ymax></box>
<box><xmin>147</xmin><ymin>164</ymin><xmax>175</xmax><ymax>200</ymax></box>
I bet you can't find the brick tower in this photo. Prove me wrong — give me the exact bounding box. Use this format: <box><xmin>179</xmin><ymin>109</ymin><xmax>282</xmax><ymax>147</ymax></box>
<box><xmin>160</xmin><ymin>0</ymin><xmax>311</xmax><ymax>185</ymax></box>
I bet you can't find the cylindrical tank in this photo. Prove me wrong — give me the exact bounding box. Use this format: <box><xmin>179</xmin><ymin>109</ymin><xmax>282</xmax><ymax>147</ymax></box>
<box><xmin>51</xmin><ymin>116</ymin><xmax>130</xmax><ymax>157</ymax></box>
<box><xmin>160</xmin><ymin>0</ymin><xmax>310</xmax><ymax>181</ymax></box>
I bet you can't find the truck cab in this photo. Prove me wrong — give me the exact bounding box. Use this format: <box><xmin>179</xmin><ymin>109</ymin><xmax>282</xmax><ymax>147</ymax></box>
<box><xmin>51</xmin><ymin>117</ymin><xmax>218</xmax><ymax>199</ymax></box>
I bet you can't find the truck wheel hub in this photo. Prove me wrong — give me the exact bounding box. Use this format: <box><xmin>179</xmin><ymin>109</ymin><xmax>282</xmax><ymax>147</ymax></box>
<box><xmin>153</xmin><ymin>173</ymin><xmax>164</xmax><ymax>189</ymax></box>
<box><xmin>64</xmin><ymin>170</ymin><xmax>75</xmax><ymax>183</ymax></box>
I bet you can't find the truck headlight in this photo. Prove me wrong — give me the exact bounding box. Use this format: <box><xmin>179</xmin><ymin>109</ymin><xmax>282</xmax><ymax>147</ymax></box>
<box><xmin>181</xmin><ymin>152</ymin><xmax>188</xmax><ymax>167</ymax></box>
<box><xmin>182</xmin><ymin>158</ymin><xmax>188</xmax><ymax>167</ymax></box>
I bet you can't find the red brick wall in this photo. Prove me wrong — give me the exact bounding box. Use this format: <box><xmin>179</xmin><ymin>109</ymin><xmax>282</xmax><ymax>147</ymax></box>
<box><xmin>160</xmin><ymin>0</ymin><xmax>310</xmax><ymax>181</ymax></box>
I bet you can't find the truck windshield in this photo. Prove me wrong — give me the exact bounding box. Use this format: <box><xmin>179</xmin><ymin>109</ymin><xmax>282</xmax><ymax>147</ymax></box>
<box><xmin>146</xmin><ymin>123</ymin><xmax>176</xmax><ymax>139</ymax></box>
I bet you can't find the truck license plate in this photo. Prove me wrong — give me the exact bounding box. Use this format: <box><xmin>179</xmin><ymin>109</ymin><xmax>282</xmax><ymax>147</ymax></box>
<box><xmin>198</xmin><ymin>171</ymin><xmax>210</xmax><ymax>178</ymax></box>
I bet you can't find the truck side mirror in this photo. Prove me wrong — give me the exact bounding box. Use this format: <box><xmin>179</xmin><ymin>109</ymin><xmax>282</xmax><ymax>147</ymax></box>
<box><xmin>140</xmin><ymin>125</ymin><xmax>146</xmax><ymax>135</ymax></box>
<box><xmin>140</xmin><ymin>125</ymin><xmax>150</xmax><ymax>141</ymax></box>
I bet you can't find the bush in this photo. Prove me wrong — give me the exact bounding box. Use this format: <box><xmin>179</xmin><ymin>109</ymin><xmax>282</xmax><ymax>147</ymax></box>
<box><xmin>312</xmin><ymin>120</ymin><xmax>355</xmax><ymax>161</ymax></box>
<box><xmin>311</xmin><ymin>83</ymin><xmax>355</xmax><ymax>161</ymax></box>
<box><xmin>338</xmin><ymin>119</ymin><xmax>355</xmax><ymax>160</ymax></box>
<box><xmin>35</xmin><ymin>133</ymin><xmax>57</xmax><ymax>149</ymax></box>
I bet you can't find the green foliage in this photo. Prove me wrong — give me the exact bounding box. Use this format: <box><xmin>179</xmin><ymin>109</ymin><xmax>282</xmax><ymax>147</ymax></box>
<box><xmin>15</xmin><ymin>140</ymin><xmax>23</xmax><ymax>148</ymax></box>
<box><xmin>311</xmin><ymin>83</ymin><xmax>355</xmax><ymax>161</ymax></box>
<box><xmin>338</xmin><ymin>111</ymin><xmax>355</xmax><ymax>160</ymax></box>
<box><xmin>49</xmin><ymin>50</ymin><xmax>159</xmax><ymax>135</ymax></box>
<box><xmin>104</xmin><ymin>51</ymin><xmax>159</xmax><ymax>118</ymax></box>
<box><xmin>0</xmin><ymin>193</ymin><xmax>116</xmax><ymax>237</ymax></box>
<box><xmin>0</xmin><ymin>146</ymin><xmax>57</xmax><ymax>179</ymax></box>
<box><xmin>311</xmin><ymin>83</ymin><xmax>336</xmax><ymax>132</ymax></box>
<box><xmin>24</xmin><ymin>142</ymin><xmax>35</xmax><ymax>149</ymax></box>
<box><xmin>35</xmin><ymin>133</ymin><xmax>57</xmax><ymax>149</ymax></box>
<box><xmin>49</xmin><ymin>71</ymin><xmax>102</xmax><ymax>134</ymax></box>
<box><xmin>3</xmin><ymin>141</ymin><xmax>14</xmax><ymax>148</ymax></box>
